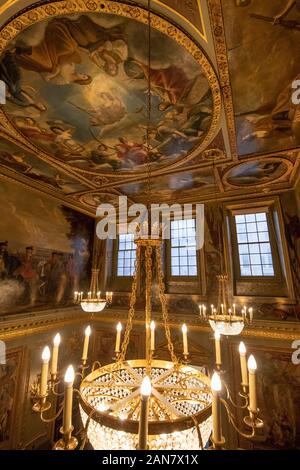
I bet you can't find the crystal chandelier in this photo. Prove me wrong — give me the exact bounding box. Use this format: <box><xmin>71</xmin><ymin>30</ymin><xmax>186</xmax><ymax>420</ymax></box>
<box><xmin>77</xmin><ymin>238</ymin><xmax>213</xmax><ymax>450</ymax></box>
<box><xmin>74</xmin><ymin>268</ymin><xmax>112</xmax><ymax>313</ymax></box>
<box><xmin>198</xmin><ymin>274</ymin><xmax>253</xmax><ymax>336</ymax></box>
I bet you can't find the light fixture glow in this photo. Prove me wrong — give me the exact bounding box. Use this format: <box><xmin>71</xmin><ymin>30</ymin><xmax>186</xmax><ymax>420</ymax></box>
<box><xmin>64</xmin><ymin>365</ymin><xmax>75</xmax><ymax>384</ymax></box>
<box><xmin>141</xmin><ymin>376</ymin><xmax>152</xmax><ymax>397</ymax></box>
<box><xmin>53</xmin><ymin>333</ymin><xmax>61</xmax><ymax>346</ymax></box>
<box><xmin>42</xmin><ymin>346</ymin><xmax>51</xmax><ymax>362</ymax></box>
<box><xmin>239</xmin><ymin>341</ymin><xmax>246</xmax><ymax>355</ymax></box>
<box><xmin>211</xmin><ymin>372</ymin><xmax>222</xmax><ymax>392</ymax></box>
<box><xmin>214</xmin><ymin>330</ymin><xmax>221</xmax><ymax>340</ymax></box>
<box><xmin>248</xmin><ymin>355</ymin><xmax>257</xmax><ymax>371</ymax></box>
<box><xmin>85</xmin><ymin>325</ymin><xmax>91</xmax><ymax>337</ymax></box>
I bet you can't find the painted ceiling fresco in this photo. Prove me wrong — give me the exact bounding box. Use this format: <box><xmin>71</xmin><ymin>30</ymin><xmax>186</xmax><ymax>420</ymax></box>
<box><xmin>223</xmin><ymin>0</ymin><xmax>300</xmax><ymax>156</ymax></box>
<box><xmin>120</xmin><ymin>167</ymin><xmax>216</xmax><ymax>203</ymax></box>
<box><xmin>0</xmin><ymin>0</ymin><xmax>298</xmax><ymax>215</ymax></box>
<box><xmin>225</xmin><ymin>160</ymin><xmax>289</xmax><ymax>187</ymax></box>
<box><xmin>0</xmin><ymin>10</ymin><xmax>217</xmax><ymax>174</ymax></box>
<box><xmin>0</xmin><ymin>136</ymin><xmax>88</xmax><ymax>194</ymax></box>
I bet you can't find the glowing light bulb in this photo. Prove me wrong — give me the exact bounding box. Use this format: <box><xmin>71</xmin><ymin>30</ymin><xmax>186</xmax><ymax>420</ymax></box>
<box><xmin>42</xmin><ymin>346</ymin><xmax>50</xmax><ymax>362</ymax></box>
<box><xmin>53</xmin><ymin>333</ymin><xmax>61</xmax><ymax>346</ymax></box>
<box><xmin>85</xmin><ymin>325</ymin><xmax>91</xmax><ymax>336</ymax></box>
<box><xmin>141</xmin><ymin>376</ymin><xmax>152</xmax><ymax>397</ymax></box>
<box><xmin>211</xmin><ymin>372</ymin><xmax>222</xmax><ymax>392</ymax></box>
<box><xmin>248</xmin><ymin>354</ymin><xmax>257</xmax><ymax>371</ymax></box>
<box><xmin>64</xmin><ymin>365</ymin><xmax>75</xmax><ymax>384</ymax></box>
<box><xmin>239</xmin><ymin>341</ymin><xmax>246</xmax><ymax>355</ymax></box>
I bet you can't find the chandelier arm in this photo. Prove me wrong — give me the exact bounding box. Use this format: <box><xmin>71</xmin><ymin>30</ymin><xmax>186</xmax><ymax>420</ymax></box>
<box><xmin>155</xmin><ymin>245</ymin><xmax>180</xmax><ymax>366</ymax></box>
<box><xmin>118</xmin><ymin>244</ymin><xmax>141</xmax><ymax>362</ymax></box>
<box><xmin>92</xmin><ymin>361</ymin><xmax>102</xmax><ymax>372</ymax></box>
<box><xmin>40</xmin><ymin>403</ymin><xmax>64</xmax><ymax>423</ymax></box>
<box><xmin>224</xmin><ymin>382</ymin><xmax>249</xmax><ymax>410</ymax></box>
<box><xmin>220</xmin><ymin>398</ymin><xmax>256</xmax><ymax>439</ymax></box>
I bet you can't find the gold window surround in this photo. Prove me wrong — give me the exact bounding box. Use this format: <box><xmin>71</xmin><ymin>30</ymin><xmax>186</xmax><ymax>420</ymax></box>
<box><xmin>224</xmin><ymin>197</ymin><xmax>296</xmax><ymax>304</ymax></box>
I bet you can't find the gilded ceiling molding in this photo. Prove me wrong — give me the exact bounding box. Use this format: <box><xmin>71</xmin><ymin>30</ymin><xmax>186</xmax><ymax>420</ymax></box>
<box><xmin>155</xmin><ymin>0</ymin><xmax>207</xmax><ymax>41</ymax></box>
<box><xmin>0</xmin><ymin>0</ymin><xmax>222</xmax><ymax>178</ymax></box>
<box><xmin>207</xmin><ymin>0</ymin><xmax>238</xmax><ymax>160</ymax></box>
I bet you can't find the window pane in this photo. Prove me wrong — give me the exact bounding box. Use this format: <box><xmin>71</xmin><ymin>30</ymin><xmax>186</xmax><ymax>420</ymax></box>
<box><xmin>263</xmin><ymin>265</ymin><xmax>274</xmax><ymax>275</ymax></box>
<box><xmin>237</xmin><ymin>233</ymin><xmax>248</xmax><ymax>243</ymax></box>
<box><xmin>236</xmin><ymin>223</ymin><xmax>246</xmax><ymax>233</ymax></box>
<box><xmin>235</xmin><ymin>215</ymin><xmax>245</xmax><ymax>223</ymax></box>
<box><xmin>258</xmin><ymin>232</ymin><xmax>269</xmax><ymax>242</ymax></box>
<box><xmin>234</xmin><ymin>211</ymin><xmax>274</xmax><ymax>277</ymax></box>
<box><xmin>117</xmin><ymin>233</ymin><xmax>136</xmax><ymax>276</ymax></box>
<box><xmin>241</xmin><ymin>266</ymin><xmax>251</xmax><ymax>276</ymax></box>
<box><xmin>255</xmin><ymin>213</ymin><xmax>266</xmax><ymax>222</ymax></box>
<box><xmin>245</xmin><ymin>214</ymin><xmax>256</xmax><ymax>222</ymax></box>
<box><xmin>247</xmin><ymin>232</ymin><xmax>258</xmax><ymax>243</ymax></box>
<box><xmin>251</xmin><ymin>265</ymin><xmax>262</xmax><ymax>276</ymax></box>
<box><xmin>170</xmin><ymin>219</ymin><xmax>198</xmax><ymax>277</ymax></box>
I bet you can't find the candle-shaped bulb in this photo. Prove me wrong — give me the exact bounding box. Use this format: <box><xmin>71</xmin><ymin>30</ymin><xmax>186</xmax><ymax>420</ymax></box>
<box><xmin>64</xmin><ymin>365</ymin><xmax>75</xmax><ymax>384</ymax></box>
<box><xmin>42</xmin><ymin>346</ymin><xmax>50</xmax><ymax>362</ymax></box>
<box><xmin>182</xmin><ymin>323</ymin><xmax>187</xmax><ymax>334</ymax></box>
<box><xmin>211</xmin><ymin>372</ymin><xmax>222</xmax><ymax>392</ymax></box>
<box><xmin>150</xmin><ymin>321</ymin><xmax>155</xmax><ymax>332</ymax></box>
<box><xmin>141</xmin><ymin>376</ymin><xmax>152</xmax><ymax>397</ymax></box>
<box><xmin>85</xmin><ymin>325</ymin><xmax>91</xmax><ymax>337</ymax></box>
<box><xmin>53</xmin><ymin>333</ymin><xmax>61</xmax><ymax>346</ymax></box>
<box><xmin>239</xmin><ymin>341</ymin><xmax>246</xmax><ymax>355</ymax></box>
<box><xmin>214</xmin><ymin>330</ymin><xmax>221</xmax><ymax>340</ymax></box>
<box><xmin>117</xmin><ymin>322</ymin><xmax>122</xmax><ymax>332</ymax></box>
<box><xmin>248</xmin><ymin>354</ymin><xmax>257</xmax><ymax>371</ymax></box>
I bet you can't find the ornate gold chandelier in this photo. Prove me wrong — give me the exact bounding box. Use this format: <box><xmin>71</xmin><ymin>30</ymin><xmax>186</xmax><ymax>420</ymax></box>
<box><xmin>78</xmin><ymin>238</ymin><xmax>213</xmax><ymax>450</ymax></box>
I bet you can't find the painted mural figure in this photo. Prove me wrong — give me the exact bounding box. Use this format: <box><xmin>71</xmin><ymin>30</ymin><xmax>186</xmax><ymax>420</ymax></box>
<box><xmin>124</xmin><ymin>58</ymin><xmax>199</xmax><ymax>111</ymax></box>
<box><xmin>14</xmin><ymin>246</ymin><xmax>38</xmax><ymax>306</ymax></box>
<box><xmin>0</xmin><ymin>51</ymin><xmax>46</xmax><ymax>111</ymax></box>
<box><xmin>15</xmin><ymin>15</ymin><xmax>127</xmax><ymax>84</ymax></box>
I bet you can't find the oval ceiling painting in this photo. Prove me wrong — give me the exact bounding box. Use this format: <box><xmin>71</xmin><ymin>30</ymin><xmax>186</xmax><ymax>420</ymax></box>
<box><xmin>225</xmin><ymin>160</ymin><xmax>288</xmax><ymax>187</ymax></box>
<box><xmin>0</xmin><ymin>3</ymin><xmax>219</xmax><ymax>175</ymax></box>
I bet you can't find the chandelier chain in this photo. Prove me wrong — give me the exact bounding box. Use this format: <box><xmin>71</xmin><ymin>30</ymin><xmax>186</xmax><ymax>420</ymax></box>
<box><xmin>146</xmin><ymin>0</ymin><xmax>152</xmax><ymax>211</ymax></box>
<box><xmin>145</xmin><ymin>244</ymin><xmax>153</xmax><ymax>371</ymax></box>
<box><xmin>118</xmin><ymin>244</ymin><xmax>141</xmax><ymax>362</ymax></box>
<box><xmin>155</xmin><ymin>245</ymin><xmax>179</xmax><ymax>366</ymax></box>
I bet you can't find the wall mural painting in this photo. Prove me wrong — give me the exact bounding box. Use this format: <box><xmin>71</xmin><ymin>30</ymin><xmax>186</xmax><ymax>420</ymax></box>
<box><xmin>0</xmin><ymin>348</ymin><xmax>23</xmax><ymax>449</ymax></box>
<box><xmin>0</xmin><ymin>180</ymin><xmax>94</xmax><ymax>315</ymax></box>
<box><xmin>0</xmin><ymin>137</ymin><xmax>87</xmax><ymax>194</ymax></box>
<box><xmin>0</xmin><ymin>11</ymin><xmax>214</xmax><ymax>174</ymax></box>
<box><xmin>223</xmin><ymin>0</ymin><xmax>300</xmax><ymax>156</ymax></box>
<box><xmin>225</xmin><ymin>160</ymin><xmax>288</xmax><ymax>187</ymax></box>
<box><xmin>120</xmin><ymin>167</ymin><xmax>215</xmax><ymax>203</ymax></box>
<box><xmin>280</xmin><ymin>191</ymin><xmax>300</xmax><ymax>304</ymax></box>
